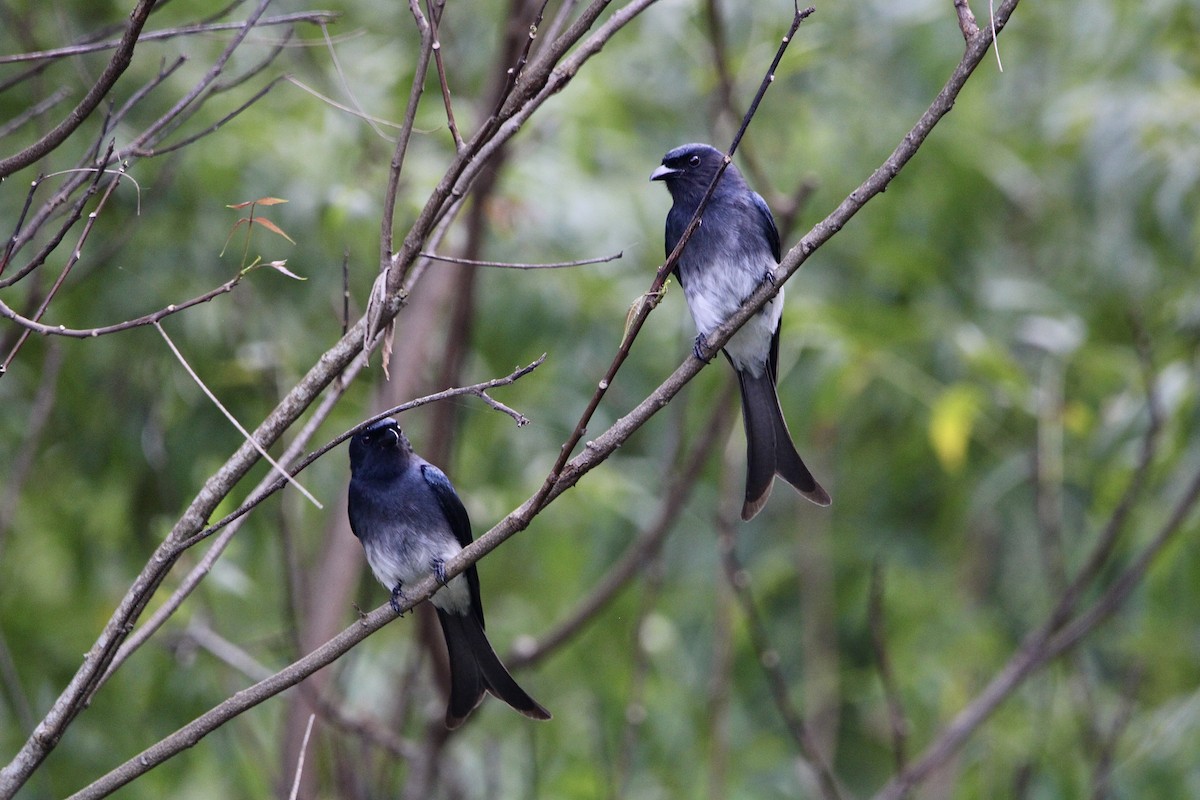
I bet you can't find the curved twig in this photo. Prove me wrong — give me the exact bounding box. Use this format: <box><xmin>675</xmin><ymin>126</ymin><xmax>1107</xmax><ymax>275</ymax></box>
<box><xmin>418</xmin><ymin>250</ymin><xmax>623</xmax><ymax>269</ymax></box>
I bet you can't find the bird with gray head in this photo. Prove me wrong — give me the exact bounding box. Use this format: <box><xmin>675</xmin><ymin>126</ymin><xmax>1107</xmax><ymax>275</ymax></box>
<box><xmin>347</xmin><ymin>418</ymin><xmax>551</xmax><ymax>728</ymax></box>
<box><xmin>651</xmin><ymin>143</ymin><xmax>831</xmax><ymax>519</ymax></box>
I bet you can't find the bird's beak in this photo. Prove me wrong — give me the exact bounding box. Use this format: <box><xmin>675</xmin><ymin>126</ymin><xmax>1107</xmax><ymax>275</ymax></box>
<box><xmin>649</xmin><ymin>164</ymin><xmax>676</xmax><ymax>182</ymax></box>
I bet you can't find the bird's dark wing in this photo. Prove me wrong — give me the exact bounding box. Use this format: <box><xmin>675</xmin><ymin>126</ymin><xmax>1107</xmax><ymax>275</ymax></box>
<box><xmin>750</xmin><ymin>190</ymin><xmax>782</xmax><ymax>264</ymax></box>
<box><xmin>420</xmin><ymin>464</ymin><xmax>473</xmax><ymax>548</ymax></box>
<box><xmin>421</xmin><ymin>463</ymin><xmax>485</xmax><ymax>627</ymax></box>
<box><xmin>664</xmin><ymin>205</ymin><xmax>691</xmax><ymax>279</ymax></box>
<box><xmin>346</xmin><ymin>482</ymin><xmax>367</xmax><ymax>542</ymax></box>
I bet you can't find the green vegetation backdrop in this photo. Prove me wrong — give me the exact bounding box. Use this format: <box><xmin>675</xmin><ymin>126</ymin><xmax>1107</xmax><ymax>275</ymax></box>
<box><xmin>1</xmin><ymin>0</ymin><xmax>1198</xmax><ymax>797</ymax></box>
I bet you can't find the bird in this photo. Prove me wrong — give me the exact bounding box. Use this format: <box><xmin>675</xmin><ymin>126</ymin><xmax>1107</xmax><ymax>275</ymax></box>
<box><xmin>650</xmin><ymin>142</ymin><xmax>831</xmax><ymax>520</ymax></box>
<box><xmin>347</xmin><ymin>417</ymin><xmax>551</xmax><ymax>728</ymax></box>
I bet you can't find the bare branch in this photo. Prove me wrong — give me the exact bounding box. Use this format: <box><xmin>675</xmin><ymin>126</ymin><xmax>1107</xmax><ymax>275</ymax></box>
<box><xmin>0</xmin><ymin>273</ymin><xmax>243</xmax><ymax>341</ymax></box>
<box><xmin>954</xmin><ymin>0</ymin><xmax>981</xmax><ymax>40</ymax></box>
<box><xmin>426</xmin><ymin>0</ymin><xmax>464</xmax><ymax>151</ymax></box>
<box><xmin>130</xmin><ymin>73</ymin><xmax>288</xmax><ymax>157</ymax></box>
<box><xmin>508</xmin><ymin>381</ymin><xmax>737</xmax><ymax>670</ymax></box>
<box><xmin>286</xmin><ymin>714</ymin><xmax>316</xmax><ymax>800</ymax></box>
<box><xmin>378</xmin><ymin>0</ymin><xmax>436</xmax><ymax>271</ymax></box>
<box><xmin>1</xmin><ymin>151</ymin><xmax>122</xmax><ymax>373</ymax></box>
<box><xmin>0</xmin><ymin>0</ymin><xmax>155</xmax><ymax>179</ymax></box>
<box><xmin>120</xmin><ymin>0</ymin><xmax>278</xmax><ymax>155</ymax></box>
<box><xmin>0</xmin><ymin>12</ymin><xmax>340</xmax><ymax>65</ymax></box>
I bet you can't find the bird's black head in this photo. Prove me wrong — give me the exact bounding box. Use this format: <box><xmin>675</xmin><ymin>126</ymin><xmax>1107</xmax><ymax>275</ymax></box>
<box><xmin>649</xmin><ymin>143</ymin><xmax>729</xmax><ymax>199</ymax></box>
<box><xmin>348</xmin><ymin>417</ymin><xmax>411</xmax><ymax>479</ymax></box>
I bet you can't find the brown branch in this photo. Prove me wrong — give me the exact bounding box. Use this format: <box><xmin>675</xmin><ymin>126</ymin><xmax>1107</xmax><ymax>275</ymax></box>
<box><xmin>0</xmin><ymin>0</ymin><xmax>156</xmax><ymax>179</ymax></box>
<box><xmin>130</xmin><ymin>72</ymin><xmax>288</xmax><ymax>158</ymax></box>
<box><xmin>1</xmin><ymin>151</ymin><xmax>122</xmax><ymax>373</ymax></box>
<box><xmin>0</xmin><ymin>273</ymin><xmax>244</xmax><ymax>341</ymax></box>
<box><xmin>954</xmin><ymin>0</ymin><xmax>981</xmax><ymax>40</ymax></box>
<box><xmin>507</xmin><ymin>381</ymin><xmax>737</xmax><ymax>670</ymax></box>
<box><xmin>0</xmin><ymin>172</ymin><xmax>42</xmax><ymax>280</ymax></box>
<box><xmin>378</xmin><ymin>0</ymin><xmax>436</xmax><ymax>272</ymax></box>
<box><xmin>425</xmin><ymin>0</ymin><xmax>464</xmax><ymax>151</ymax></box>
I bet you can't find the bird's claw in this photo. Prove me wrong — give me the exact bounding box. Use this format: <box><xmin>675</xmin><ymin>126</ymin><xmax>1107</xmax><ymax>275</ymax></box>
<box><xmin>389</xmin><ymin>584</ymin><xmax>407</xmax><ymax>616</ymax></box>
<box><xmin>693</xmin><ymin>333</ymin><xmax>714</xmax><ymax>362</ymax></box>
<box><xmin>761</xmin><ymin>269</ymin><xmax>776</xmax><ymax>286</ymax></box>
<box><xmin>432</xmin><ymin>559</ymin><xmax>448</xmax><ymax>586</ymax></box>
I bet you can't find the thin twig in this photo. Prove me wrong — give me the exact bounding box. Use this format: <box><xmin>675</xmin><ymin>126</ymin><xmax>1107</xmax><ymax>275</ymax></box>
<box><xmin>869</xmin><ymin>563</ymin><xmax>910</xmax><ymax>771</ymax></box>
<box><xmin>285</xmin><ymin>76</ymin><xmax>404</xmax><ymax>131</ymax></box>
<box><xmin>0</xmin><ymin>273</ymin><xmax>244</xmax><ymax>340</ymax></box>
<box><xmin>153</xmin><ymin>322</ymin><xmax>323</xmax><ymax>509</ymax></box>
<box><xmin>1</xmin><ymin>150</ymin><xmax>120</xmax><ymax>373</ymax></box>
<box><xmin>0</xmin><ymin>12</ymin><xmax>340</xmax><ymax>65</ymax></box>
<box><xmin>426</xmin><ymin>0</ymin><xmax>464</xmax><ymax>150</ymax></box>
<box><xmin>0</xmin><ymin>172</ymin><xmax>42</xmax><ymax>279</ymax></box>
<box><xmin>121</xmin><ymin>0</ymin><xmax>278</xmax><ymax>155</ymax></box>
<box><xmin>378</xmin><ymin>0</ymin><xmax>436</xmax><ymax>272</ymax></box>
<box><xmin>320</xmin><ymin>18</ymin><xmax>385</xmax><ymax>140</ymax></box>
<box><xmin>719</xmin><ymin>525</ymin><xmax>845</xmax><ymax>800</ymax></box>
<box><xmin>287</xmin><ymin>715</ymin><xmax>317</xmax><ymax>800</ymax></box>
<box><xmin>130</xmin><ymin>75</ymin><xmax>287</xmax><ymax>157</ymax></box>
<box><xmin>418</xmin><ymin>250</ymin><xmax>623</xmax><ymax>269</ymax></box>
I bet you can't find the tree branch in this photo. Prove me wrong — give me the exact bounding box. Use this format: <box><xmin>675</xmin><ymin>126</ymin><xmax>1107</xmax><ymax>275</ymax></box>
<box><xmin>0</xmin><ymin>0</ymin><xmax>156</xmax><ymax>179</ymax></box>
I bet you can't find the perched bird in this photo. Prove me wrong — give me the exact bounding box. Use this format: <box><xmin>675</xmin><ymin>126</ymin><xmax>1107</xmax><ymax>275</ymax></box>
<box><xmin>347</xmin><ymin>418</ymin><xmax>551</xmax><ymax>728</ymax></box>
<box><xmin>651</xmin><ymin>143</ymin><xmax>831</xmax><ymax>519</ymax></box>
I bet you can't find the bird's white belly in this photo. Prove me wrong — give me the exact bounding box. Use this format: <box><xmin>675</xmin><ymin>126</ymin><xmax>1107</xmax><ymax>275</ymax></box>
<box><xmin>682</xmin><ymin>266</ymin><xmax>783</xmax><ymax>378</ymax></box>
<box><xmin>363</xmin><ymin>534</ymin><xmax>471</xmax><ymax>614</ymax></box>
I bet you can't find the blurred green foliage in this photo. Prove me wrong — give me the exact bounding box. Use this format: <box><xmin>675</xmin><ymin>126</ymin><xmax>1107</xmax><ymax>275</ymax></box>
<box><xmin>2</xmin><ymin>0</ymin><xmax>1199</xmax><ymax>797</ymax></box>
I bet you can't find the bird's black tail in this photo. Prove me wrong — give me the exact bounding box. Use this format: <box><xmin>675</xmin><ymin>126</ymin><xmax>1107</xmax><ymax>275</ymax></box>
<box><xmin>436</xmin><ymin>609</ymin><xmax>552</xmax><ymax>729</ymax></box>
<box><xmin>737</xmin><ymin>367</ymin><xmax>831</xmax><ymax>520</ymax></box>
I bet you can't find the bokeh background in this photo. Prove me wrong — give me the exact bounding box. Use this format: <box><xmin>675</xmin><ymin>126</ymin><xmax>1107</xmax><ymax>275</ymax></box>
<box><xmin>2</xmin><ymin>0</ymin><xmax>1199</xmax><ymax>797</ymax></box>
